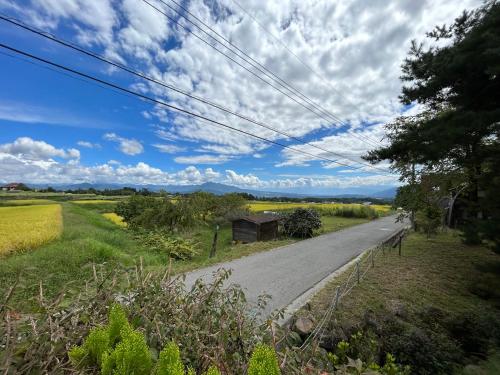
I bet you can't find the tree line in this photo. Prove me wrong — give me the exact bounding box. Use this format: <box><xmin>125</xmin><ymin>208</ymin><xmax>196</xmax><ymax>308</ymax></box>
<box><xmin>364</xmin><ymin>0</ymin><xmax>500</xmax><ymax>250</ymax></box>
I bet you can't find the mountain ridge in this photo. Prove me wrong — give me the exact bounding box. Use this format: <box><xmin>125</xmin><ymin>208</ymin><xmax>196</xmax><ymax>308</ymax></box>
<box><xmin>24</xmin><ymin>181</ymin><xmax>398</xmax><ymax>199</ymax></box>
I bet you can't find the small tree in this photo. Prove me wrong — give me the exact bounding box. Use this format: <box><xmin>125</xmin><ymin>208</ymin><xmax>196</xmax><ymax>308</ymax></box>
<box><xmin>283</xmin><ymin>208</ymin><xmax>322</xmax><ymax>238</ymax></box>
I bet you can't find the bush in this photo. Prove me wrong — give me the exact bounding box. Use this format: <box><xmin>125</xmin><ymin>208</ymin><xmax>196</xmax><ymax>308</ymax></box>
<box><xmin>2</xmin><ymin>268</ymin><xmax>269</xmax><ymax>374</ymax></box>
<box><xmin>445</xmin><ymin>311</ymin><xmax>500</xmax><ymax>356</ymax></box>
<box><xmin>283</xmin><ymin>208</ymin><xmax>322</xmax><ymax>238</ymax></box>
<box><xmin>140</xmin><ymin>231</ymin><xmax>199</xmax><ymax>260</ymax></box>
<box><xmin>69</xmin><ymin>304</ymin><xmax>152</xmax><ymax>374</ymax></box>
<box><xmin>415</xmin><ymin>205</ymin><xmax>442</xmax><ymax>238</ymax></box>
<box><xmin>247</xmin><ymin>344</ymin><xmax>281</xmax><ymax>375</ymax></box>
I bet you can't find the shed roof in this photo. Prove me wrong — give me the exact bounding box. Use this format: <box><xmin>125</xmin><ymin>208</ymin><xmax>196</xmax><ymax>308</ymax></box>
<box><xmin>233</xmin><ymin>215</ymin><xmax>280</xmax><ymax>224</ymax></box>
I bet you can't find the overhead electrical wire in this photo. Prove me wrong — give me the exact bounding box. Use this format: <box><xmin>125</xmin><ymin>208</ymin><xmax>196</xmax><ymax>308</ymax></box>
<box><xmin>0</xmin><ymin>14</ymin><xmax>391</xmax><ymax>173</ymax></box>
<box><xmin>0</xmin><ymin>42</ymin><xmax>382</xmax><ymax>172</ymax></box>
<box><xmin>230</xmin><ymin>0</ymin><xmax>383</xmax><ymax>146</ymax></box>
<box><xmin>141</xmin><ymin>0</ymin><xmax>381</xmax><ymax>149</ymax></box>
<box><xmin>164</xmin><ymin>0</ymin><xmax>378</xmax><ymax>146</ymax></box>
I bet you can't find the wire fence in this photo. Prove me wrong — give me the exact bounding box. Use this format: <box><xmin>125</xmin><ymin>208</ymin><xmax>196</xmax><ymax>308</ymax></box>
<box><xmin>299</xmin><ymin>227</ymin><xmax>408</xmax><ymax>351</ymax></box>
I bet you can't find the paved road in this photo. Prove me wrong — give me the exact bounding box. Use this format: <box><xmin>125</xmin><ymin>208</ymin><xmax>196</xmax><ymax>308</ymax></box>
<box><xmin>183</xmin><ymin>215</ymin><xmax>403</xmax><ymax>316</ymax></box>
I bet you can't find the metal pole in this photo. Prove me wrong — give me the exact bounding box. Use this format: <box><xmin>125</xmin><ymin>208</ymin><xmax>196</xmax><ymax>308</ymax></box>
<box><xmin>371</xmin><ymin>249</ymin><xmax>374</xmax><ymax>268</ymax></box>
<box><xmin>356</xmin><ymin>261</ymin><xmax>360</xmax><ymax>284</ymax></box>
<box><xmin>398</xmin><ymin>236</ymin><xmax>402</xmax><ymax>256</ymax></box>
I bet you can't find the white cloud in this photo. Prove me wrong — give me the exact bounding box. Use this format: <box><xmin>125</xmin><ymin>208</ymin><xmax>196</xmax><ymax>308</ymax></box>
<box><xmin>174</xmin><ymin>154</ymin><xmax>231</xmax><ymax>165</ymax></box>
<box><xmin>2</xmin><ymin>0</ymin><xmax>482</xmax><ymax>175</ymax></box>
<box><xmin>0</xmin><ymin>137</ymin><xmax>400</xmax><ymax>191</ymax></box>
<box><xmin>0</xmin><ymin>137</ymin><xmax>80</xmax><ymax>160</ymax></box>
<box><xmin>77</xmin><ymin>141</ymin><xmax>101</xmax><ymax>149</ymax></box>
<box><xmin>153</xmin><ymin>143</ymin><xmax>186</xmax><ymax>154</ymax></box>
<box><xmin>103</xmin><ymin>133</ymin><xmax>144</xmax><ymax>155</ymax></box>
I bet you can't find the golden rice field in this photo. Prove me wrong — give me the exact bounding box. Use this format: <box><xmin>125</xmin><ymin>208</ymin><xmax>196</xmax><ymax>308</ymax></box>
<box><xmin>0</xmin><ymin>204</ymin><xmax>63</xmax><ymax>255</ymax></box>
<box><xmin>247</xmin><ymin>201</ymin><xmax>392</xmax><ymax>213</ymax></box>
<box><xmin>72</xmin><ymin>199</ymin><xmax>118</xmax><ymax>204</ymax></box>
<box><xmin>102</xmin><ymin>212</ymin><xmax>127</xmax><ymax>227</ymax></box>
<box><xmin>0</xmin><ymin>199</ymin><xmax>56</xmax><ymax>206</ymax></box>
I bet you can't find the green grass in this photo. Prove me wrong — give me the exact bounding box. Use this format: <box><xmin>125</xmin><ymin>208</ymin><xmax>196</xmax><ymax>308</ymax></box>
<box><xmin>0</xmin><ymin>202</ymin><xmax>375</xmax><ymax>311</ymax></box>
<box><xmin>301</xmin><ymin>231</ymin><xmax>499</xmax><ymax>323</ymax></box>
<box><xmin>144</xmin><ymin>216</ymin><xmax>369</xmax><ymax>274</ymax></box>
<box><xmin>0</xmin><ymin>203</ymin><xmax>167</xmax><ymax>310</ymax></box>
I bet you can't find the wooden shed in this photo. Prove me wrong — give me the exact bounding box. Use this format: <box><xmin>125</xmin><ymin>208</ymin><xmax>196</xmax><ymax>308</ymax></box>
<box><xmin>231</xmin><ymin>215</ymin><xmax>280</xmax><ymax>243</ymax></box>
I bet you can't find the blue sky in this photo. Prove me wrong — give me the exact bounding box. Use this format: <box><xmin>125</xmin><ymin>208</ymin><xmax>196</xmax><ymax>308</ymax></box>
<box><xmin>0</xmin><ymin>0</ymin><xmax>481</xmax><ymax>194</ymax></box>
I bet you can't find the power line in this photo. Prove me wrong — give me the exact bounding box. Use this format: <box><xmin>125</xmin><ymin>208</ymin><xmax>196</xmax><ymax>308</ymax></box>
<box><xmin>0</xmin><ymin>42</ymin><xmax>377</xmax><ymax>171</ymax></box>
<box><xmin>230</xmin><ymin>0</ymin><xmax>382</xmax><ymax>146</ymax></box>
<box><xmin>141</xmin><ymin>0</ymin><xmax>380</xmax><ymax>149</ymax></box>
<box><xmin>0</xmin><ymin>14</ymin><xmax>391</xmax><ymax>172</ymax></box>
<box><xmin>159</xmin><ymin>0</ymin><xmax>381</xmax><ymax>148</ymax></box>
<box><xmin>161</xmin><ymin>0</ymin><xmax>357</xmax><ymax>138</ymax></box>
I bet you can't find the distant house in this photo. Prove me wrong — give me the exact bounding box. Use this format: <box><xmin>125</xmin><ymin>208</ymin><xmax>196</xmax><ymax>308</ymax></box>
<box><xmin>231</xmin><ymin>215</ymin><xmax>280</xmax><ymax>243</ymax></box>
<box><xmin>1</xmin><ymin>183</ymin><xmax>21</xmax><ymax>191</ymax></box>
<box><xmin>362</xmin><ymin>201</ymin><xmax>372</xmax><ymax>206</ymax></box>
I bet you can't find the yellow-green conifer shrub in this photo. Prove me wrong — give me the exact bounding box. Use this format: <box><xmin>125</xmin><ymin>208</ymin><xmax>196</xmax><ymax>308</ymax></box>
<box><xmin>156</xmin><ymin>341</ymin><xmax>185</xmax><ymax>375</ymax></box>
<box><xmin>101</xmin><ymin>327</ymin><xmax>152</xmax><ymax>375</ymax></box>
<box><xmin>247</xmin><ymin>344</ymin><xmax>280</xmax><ymax>375</ymax></box>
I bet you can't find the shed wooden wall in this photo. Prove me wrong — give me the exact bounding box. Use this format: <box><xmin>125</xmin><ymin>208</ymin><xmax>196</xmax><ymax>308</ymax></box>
<box><xmin>258</xmin><ymin>221</ymin><xmax>278</xmax><ymax>241</ymax></box>
<box><xmin>232</xmin><ymin>220</ymin><xmax>258</xmax><ymax>243</ymax></box>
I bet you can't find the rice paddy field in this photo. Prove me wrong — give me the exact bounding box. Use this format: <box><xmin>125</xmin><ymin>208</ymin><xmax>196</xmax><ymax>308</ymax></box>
<box><xmin>103</xmin><ymin>212</ymin><xmax>127</xmax><ymax>227</ymax></box>
<box><xmin>0</xmin><ymin>204</ymin><xmax>63</xmax><ymax>255</ymax></box>
<box><xmin>72</xmin><ymin>199</ymin><xmax>118</xmax><ymax>204</ymax></box>
<box><xmin>247</xmin><ymin>201</ymin><xmax>392</xmax><ymax>214</ymax></box>
<box><xmin>0</xmin><ymin>199</ymin><xmax>56</xmax><ymax>206</ymax></box>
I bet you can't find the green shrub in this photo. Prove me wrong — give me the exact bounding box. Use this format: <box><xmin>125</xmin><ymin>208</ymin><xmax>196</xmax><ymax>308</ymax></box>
<box><xmin>446</xmin><ymin>311</ymin><xmax>500</xmax><ymax>356</ymax></box>
<box><xmin>101</xmin><ymin>328</ymin><xmax>152</xmax><ymax>375</ymax></box>
<box><xmin>156</xmin><ymin>341</ymin><xmax>185</xmax><ymax>375</ymax></box>
<box><xmin>69</xmin><ymin>303</ymin><xmax>151</xmax><ymax>374</ymax></box>
<box><xmin>140</xmin><ymin>231</ymin><xmax>199</xmax><ymax>260</ymax></box>
<box><xmin>247</xmin><ymin>344</ymin><xmax>280</xmax><ymax>375</ymax></box>
<box><xmin>283</xmin><ymin>208</ymin><xmax>322</xmax><ymax>238</ymax></box>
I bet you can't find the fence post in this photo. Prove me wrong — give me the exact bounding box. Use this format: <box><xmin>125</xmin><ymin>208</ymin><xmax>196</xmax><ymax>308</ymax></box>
<box><xmin>334</xmin><ymin>286</ymin><xmax>340</xmax><ymax>309</ymax></box>
<box><xmin>209</xmin><ymin>224</ymin><xmax>219</xmax><ymax>258</ymax></box>
<box><xmin>398</xmin><ymin>236</ymin><xmax>402</xmax><ymax>256</ymax></box>
<box><xmin>371</xmin><ymin>249</ymin><xmax>374</xmax><ymax>268</ymax></box>
<box><xmin>356</xmin><ymin>261</ymin><xmax>360</xmax><ymax>284</ymax></box>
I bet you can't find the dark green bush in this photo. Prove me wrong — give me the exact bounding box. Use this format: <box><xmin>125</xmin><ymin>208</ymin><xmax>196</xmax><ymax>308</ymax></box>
<box><xmin>139</xmin><ymin>231</ymin><xmax>199</xmax><ymax>260</ymax></box>
<box><xmin>283</xmin><ymin>208</ymin><xmax>322</xmax><ymax>238</ymax></box>
<box><xmin>445</xmin><ymin>311</ymin><xmax>500</xmax><ymax>356</ymax></box>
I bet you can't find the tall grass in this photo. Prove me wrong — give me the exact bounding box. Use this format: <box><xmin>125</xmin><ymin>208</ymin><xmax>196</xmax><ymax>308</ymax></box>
<box><xmin>0</xmin><ymin>204</ymin><xmax>62</xmax><ymax>255</ymax></box>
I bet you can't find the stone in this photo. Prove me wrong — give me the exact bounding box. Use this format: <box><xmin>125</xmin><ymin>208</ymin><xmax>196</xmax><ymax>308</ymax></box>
<box><xmin>293</xmin><ymin>316</ymin><xmax>315</xmax><ymax>336</ymax></box>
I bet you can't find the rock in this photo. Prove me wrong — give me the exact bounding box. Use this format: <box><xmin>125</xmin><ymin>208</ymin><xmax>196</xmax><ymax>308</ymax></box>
<box><xmin>294</xmin><ymin>317</ymin><xmax>315</xmax><ymax>337</ymax></box>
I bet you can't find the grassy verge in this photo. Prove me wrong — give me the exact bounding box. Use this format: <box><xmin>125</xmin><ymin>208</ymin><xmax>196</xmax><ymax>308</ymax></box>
<box><xmin>295</xmin><ymin>231</ymin><xmax>500</xmax><ymax>373</ymax></box>
<box><xmin>0</xmin><ymin>203</ymin><xmax>373</xmax><ymax>311</ymax></box>
<box><xmin>150</xmin><ymin>215</ymin><xmax>370</xmax><ymax>274</ymax></box>
<box><xmin>0</xmin><ymin>203</ymin><xmax>167</xmax><ymax>310</ymax></box>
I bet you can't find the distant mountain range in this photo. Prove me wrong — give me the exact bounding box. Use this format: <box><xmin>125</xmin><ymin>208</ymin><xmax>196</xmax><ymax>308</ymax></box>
<box><xmin>26</xmin><ymin>181</ymin><xmax>398</xmax><ymax>199</ymax></box>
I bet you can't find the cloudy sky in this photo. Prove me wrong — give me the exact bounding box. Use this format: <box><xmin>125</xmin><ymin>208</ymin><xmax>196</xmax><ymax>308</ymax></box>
<box><xmin>0</xmin><ymin>0</ymin><xmax>481</xmax><ymax>194</ymax></box>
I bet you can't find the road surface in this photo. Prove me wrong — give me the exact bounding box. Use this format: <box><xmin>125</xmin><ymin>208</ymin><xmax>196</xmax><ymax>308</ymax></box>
<box><xmin>183</xmin><ymin>215</ymin><xmax>403</xmax><ymax>316</ymax></box>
